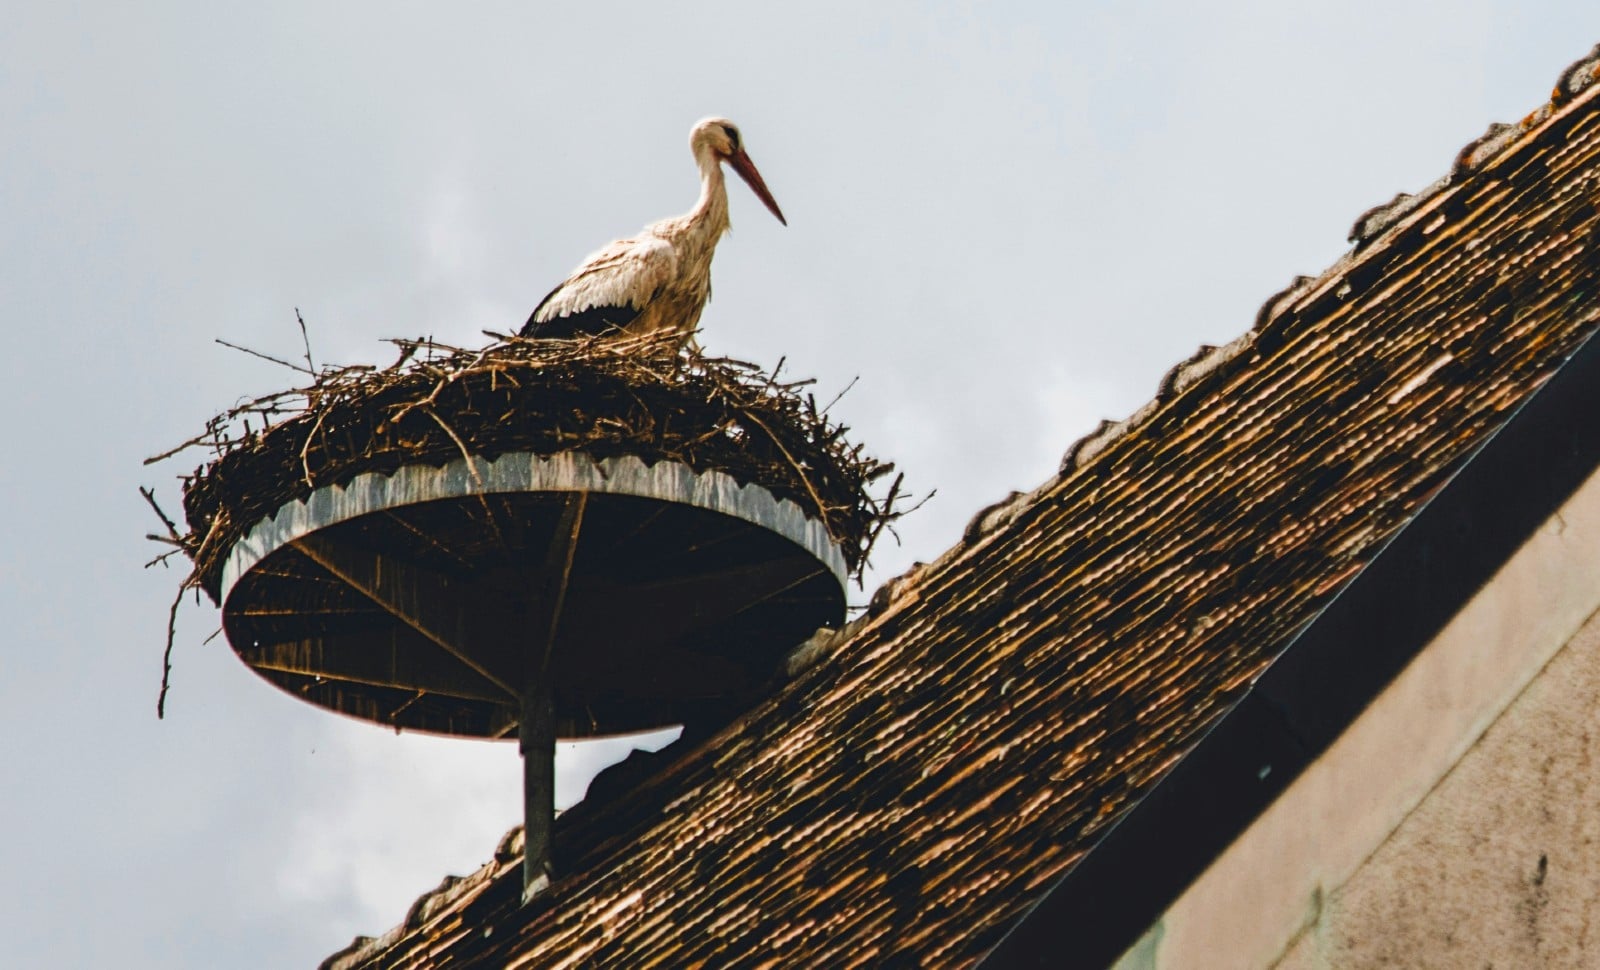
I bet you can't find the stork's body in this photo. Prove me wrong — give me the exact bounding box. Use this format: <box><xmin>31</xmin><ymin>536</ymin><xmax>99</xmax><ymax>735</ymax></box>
<box><xmin>521</xmin><ymin>118</ymin><xmax>785</xmax><ymax>348</ymax></box>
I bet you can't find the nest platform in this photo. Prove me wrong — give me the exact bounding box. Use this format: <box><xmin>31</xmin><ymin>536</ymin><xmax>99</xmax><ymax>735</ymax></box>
<box><xmin>154</xmin><ymin>333</ymin><xmax>901</xmax><ymax>739</ymax></box>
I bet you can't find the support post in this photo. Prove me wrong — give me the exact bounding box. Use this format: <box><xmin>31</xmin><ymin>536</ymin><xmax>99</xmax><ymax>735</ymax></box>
<box><xmin>520</xmin><ymin>679</ymin><xmax>554</xmax><ymax>901</ymax></box>
<box><xmin>519</xmin><ymin>492</ymin><xmax>586</xmax><ymax>902</ymax></box>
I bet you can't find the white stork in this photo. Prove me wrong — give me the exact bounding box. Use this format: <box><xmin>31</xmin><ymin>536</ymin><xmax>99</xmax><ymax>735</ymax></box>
<box><xmin>519</xmin><ymin>117</ymin><xmax>786</xmax><ymax>349</ymax></box>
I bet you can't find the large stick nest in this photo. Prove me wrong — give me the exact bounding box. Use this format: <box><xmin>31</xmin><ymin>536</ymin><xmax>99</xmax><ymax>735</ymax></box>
<box><xmin>149</xmin><ymin>332</ymin><xmax>904</xmax><ymax>605</ymax></box>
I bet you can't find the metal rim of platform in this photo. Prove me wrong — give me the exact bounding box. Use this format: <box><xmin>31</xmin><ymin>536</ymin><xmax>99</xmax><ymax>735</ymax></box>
<box><xmin>218</xmin><ymin>450</ymin><xmax>849</xmax><ymax>605</ymax></box>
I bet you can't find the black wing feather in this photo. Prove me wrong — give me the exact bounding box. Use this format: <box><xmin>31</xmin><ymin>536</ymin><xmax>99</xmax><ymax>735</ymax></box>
<box><xmin>519</xmin><ymin>287</ymin><xmax>642</xmax><ymax>339</ymax></box>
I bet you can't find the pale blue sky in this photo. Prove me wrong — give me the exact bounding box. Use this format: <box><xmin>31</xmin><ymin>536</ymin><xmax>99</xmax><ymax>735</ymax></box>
<box><xmin>3</xmin><ymin>3</ymin><xmax>1598</xmax><ymax>966</ymax></box>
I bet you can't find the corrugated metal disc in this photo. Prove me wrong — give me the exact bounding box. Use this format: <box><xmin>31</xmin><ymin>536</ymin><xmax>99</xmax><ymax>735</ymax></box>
<box><xmin>219</xmin><ymin>452</ymin><xmax>847</xmax><ymax>738</ymax></box>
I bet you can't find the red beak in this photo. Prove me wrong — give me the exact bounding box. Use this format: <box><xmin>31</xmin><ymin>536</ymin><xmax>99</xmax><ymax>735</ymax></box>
<box><xmin>727</xmin><ymin>148</ymin><xmax>787</xmax><ymax>226</ymax></box>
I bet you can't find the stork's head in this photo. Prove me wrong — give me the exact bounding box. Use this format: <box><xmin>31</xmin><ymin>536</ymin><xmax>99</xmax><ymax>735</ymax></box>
<box><xmin>691</xmin><ymin>117</ymin><xmax>787</xmax><ymax>226</ymax></box>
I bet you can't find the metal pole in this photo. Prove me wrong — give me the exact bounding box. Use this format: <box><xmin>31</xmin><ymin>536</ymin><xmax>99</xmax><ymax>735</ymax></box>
<box><xmin>520</xmin><ymin>492</ymin><xmax>585</xmax><ymax>902</ymax></box>
<box><xmin>519</xmin><ymin>679</ymin><xmax>554</xmax><ymax>900</ymax></box>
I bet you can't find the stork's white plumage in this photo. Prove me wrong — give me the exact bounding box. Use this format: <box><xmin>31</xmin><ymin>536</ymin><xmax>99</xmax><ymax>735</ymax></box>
<box><xmin>520</xmin><ymin>118</ymin><xmax>785</xmax><ymax>348</ymax></box>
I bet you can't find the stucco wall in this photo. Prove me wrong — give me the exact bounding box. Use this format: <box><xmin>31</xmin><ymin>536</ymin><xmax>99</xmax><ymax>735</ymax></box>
<box><xmin>1272</xmin><ymin>612</ymin><xmax>1600</xmax><ymax>969</ymax></box>
<box><xmin>1115</xmin><ymin>465</ymin><xmax>1600</xmax><ymax>970</ymax></box>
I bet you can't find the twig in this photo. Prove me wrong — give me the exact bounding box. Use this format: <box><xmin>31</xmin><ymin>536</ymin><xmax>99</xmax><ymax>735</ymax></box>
<box><xmin>144</xmin><ymin>548</ymin><xmax>184</xmax><ymax>569</ymax></box>
<box><xmin>215</xmin><ymin>338</ymin><xmax>315</xmax><ymax>376</ymax></box>
<box><xmin>895</xmin><ymin>487</ymin><xmax>935</xmax><ymax>517</ymax></box>
<box><xmin>388</xmin><ymin>372</ymin><xmax>456</xmax><ymax>425</ymax></box>
<box><xmin>156</xmin><ymin>579</ymin><xmax>192</xmax><ymax>719</ymax></box>
<box><xmin>299</xmin><ymin>408</ymin><xmax>329</xmax><ymax>488</ymax></box>
<box><xmin>140</xmin><ymin>486</ymin><xmax>184</xmax><ymax>544</ymax></box>
<box><xmin>820</xmin><ymin>375</ymin><xmax>860</xmax><ymax>416</ymax></box>
<box><xmin>424</xmin><ymin>406</ymin><xmax>487</xmax><ymax>493</ymax></box>
<box><xmin>857</xmin><ymin>472</ymin><xmax>905</xmax><ymax>583</ymax></box>
<box><xmin>295</xmin><ymin>307</ymin><xmax>316</xmax><ymax>374</ymax></box>
<box><xmin>145</xmin><ymin>430</ymin><xmax>224</xmax><ymax>466</ymax></box>
<box><xmin>420</xmin><ymin>404</ymin><xmax>508</xmax><ymax>562</ymax></box>
<box><xmin>388</xmin><ymin>338</ymin><xmax>423</xmax><ymax>370</ymax></box>
<box><xmin>186</xmin><ymin>512</ymin><xmax>226</xmax><ymax>578</ymax></box>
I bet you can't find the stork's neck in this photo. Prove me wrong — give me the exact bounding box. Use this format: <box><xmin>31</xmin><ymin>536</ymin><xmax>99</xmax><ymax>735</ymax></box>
<box><xmin>683</xmin><ymin>149</ymin><xmax>731</xmax><ymax>242</ymax></box>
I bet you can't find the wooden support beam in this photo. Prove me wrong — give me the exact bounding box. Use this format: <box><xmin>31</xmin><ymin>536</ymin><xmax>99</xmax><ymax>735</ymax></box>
<box><xmin>612</xmin><ymin>555</ymin><xmax>825</xmax><ymax>618</ymax></box>
<box><xmin>239</xmin><ymin>629</ymin><xmax>511</xmax><ymax>704</ymax></box>
<box><xmin>291</xmin><ymin>535</ymin><xmax>521</xmax><ymax>701</ymax></box>
<box><xmin>532</xmin><ymin>492</ymin><xmax>587</xmax><ymax>674</ymax></box>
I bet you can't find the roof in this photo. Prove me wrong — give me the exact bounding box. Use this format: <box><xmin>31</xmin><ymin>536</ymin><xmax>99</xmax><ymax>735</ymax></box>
<box><xmin>323</xmin><ymin>44</ymin><xmax>1600</xmax><ymax>970</ymax></box>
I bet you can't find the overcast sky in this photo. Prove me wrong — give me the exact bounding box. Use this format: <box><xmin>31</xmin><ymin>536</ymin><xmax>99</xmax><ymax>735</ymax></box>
<box><xmin>4</xmin><ymin>3</ymin><xmax>1599</xmax><ymax>967</ymax></box>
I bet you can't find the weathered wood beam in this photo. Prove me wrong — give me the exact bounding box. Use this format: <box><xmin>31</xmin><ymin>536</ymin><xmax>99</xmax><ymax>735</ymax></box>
<box><xmin>239</xmin><ymin>629</ymin><xmax>511</xmax><ymax>704</ymax></box>
<box><xmin>532</xmin><ymin>492</ymin><xmax>587</xmax><ymax>675</ymax></box>
<box><xmin>290</xmin><ymin>535</ymin><xmax>521</xmax><ymax>700</ymax></box>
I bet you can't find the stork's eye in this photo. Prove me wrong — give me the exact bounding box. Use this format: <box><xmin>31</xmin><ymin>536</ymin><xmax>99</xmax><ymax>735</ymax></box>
<box><xmin>722</xmin><ymin>125</ymin><xmax>740</xmax><ymax>148</ymax></box>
